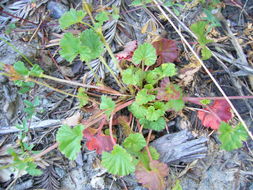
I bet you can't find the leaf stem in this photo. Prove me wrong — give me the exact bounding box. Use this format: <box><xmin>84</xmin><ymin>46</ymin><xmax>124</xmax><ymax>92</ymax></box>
<box><xmin>109</xmin><ymin>114</ymin><xmax>116</xmax><ymax>145</ymax></box>
<box><xmin>184</xmin><ymin>95</ymin><xmax>253</xmax><ymax>105</ymax></box>
<box><xmin>99</xmin><ymin>56</ymin><xmax>125</xmax><ymax>91</ymax></box>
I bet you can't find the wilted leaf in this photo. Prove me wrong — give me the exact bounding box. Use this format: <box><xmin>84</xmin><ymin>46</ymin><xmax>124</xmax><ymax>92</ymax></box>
<box><xmin>62</xmin><ymin>112</ymin><xmax>81</xmax><ymax>126</ymax></box>
<box><xmin>102</xmin><ymin>145</ymin><xmax>136</xmax><ymax>176</ymax></box>
<box><xmin>83</xmin><ymin>128</ymin><xmax>115</xmax><ymax>154</ymax></box>
<box><xmin>116</xmin><ymin>41</ymin><xmax>137</xmax><ymax>61</ymax></box>
<box><xmin>152</xmin><ymin>38</ymin><xmax>179</xmax><ymax>66</ymax></box>
<box><xmin>198</xmin><ymin>100</ymin><xmax>233</xmax><ymax>130</ymax></box>
<box><xmin>135</xmin><ymin>160</ymin><xmax>169</xmax><ymax>190</ymax></box>
<box><xmin>178</xmin><ymin>55</ymin><xmax>201</xmax><ymax>86</ymax></box>
<box><xmin>218</xmin><ymin>122</ymin><xmax>248</xmax><ymax>151</ymax></box>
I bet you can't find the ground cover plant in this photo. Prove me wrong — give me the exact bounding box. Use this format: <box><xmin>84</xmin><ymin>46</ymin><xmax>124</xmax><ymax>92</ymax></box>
<box><xmin>0</xmin><ymin>0</ymin><xmax>253</xmax><ymax>189</ymax></box>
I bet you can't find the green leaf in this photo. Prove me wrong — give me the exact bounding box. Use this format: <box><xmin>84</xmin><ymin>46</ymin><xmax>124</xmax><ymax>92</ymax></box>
<box><xmin>200</xmin><ymin>99</ymin><xmax>211</xmax><ymax>105</ymax></box>
<box><xmin>100</xmin><ymin>95</ymin><xmax>115</xmax><ymax>117</ymax></box>
<box><xmin>136</xmin><ymin>89</ymin><xmax>155</xmax><ymax>105</ymax></box>
<box><xmin>77</xmin><ymin>88</ymin><xmax>88</xmax><ymax>107</ymax></box>
<box><xmin>172</xmin><ymin>180</ymin><xmax>183</xmax><ymax>190</ymax></box>
<box><xmin>166</xmin><ymin>99</ymin><xmax>185</xmax><ymax>111</ymax></box>
<box><xmin>29</xmin><ymin>64</ymin><xmax>43</xmax><ymax>77</ymax></box>
<box><xmin>190</xmin><ymin>21</ymin><xmax>213</xmax><ymax>45</ymax></box>
<box><xmin>201</xmin><ymin>46</ymin><xmax>212</xmax><ymax>60</ymax></box>
<box><xmin>128</xmin><ymin>102</ymin><xmax>147</xmax><ymax>119</ymax></box>
<box><xmin>157</xmin><ymin>63</ymin><xmax>177</xmax><ymax>78</ymax></box>
<box><xmin>95</xmin><ymin>11</ymin><xmax>109</xmax><ymax>26</ymax></box>
<box><xmin>146</xmin><ymin>106</ymin><xmax>164</xmax><ymax>121</ymax></box>
<box><xmin>132</xmin><ymin>43</ymin><xmax>157</xmax><ymax>66</ymax></box>
<box><xmin>154</xmin><ymin>102</ymin><xmax>167</xmax><ymax>112</ymax></box>
<box><xmin>79</xmin><ymin>29</ymin><xmax>104</xmax><ymax>62</ymax></box>
<box><xmin>218</xmin><ymin>122</ymin><xmax>248</xmax><ymax>151</ymax></box>
<box><xmin>140</xmin><ymin>117</ymin><xmax>166</xmax><ymax>131</ymax></box>
<box><xmin>138</xmin><ymin>146</ymin><xmax>159</xmax><ymax>169</ymax></box>
<box><xmin>145</xmin><ymin>70</ymin><xmax>160</xmax><ymax>85</ymax></box>
<box><xmin>123</xmin><ymin>133</ymin><xmax>146</xmax><ymax>153</ymax></box>
<box><xmin>26</xmin><ymin>162</ymin><xmax>43</xmax><ymax>176</ymax></box>
<box><xmin>59</xmin><ymin>8</ymin><xmax>86</xmax><ymax>29</ymax></box>
<box><xmin>102</xmin><ymin>145</ymin><xmax>135</xmax><ymax>176</ymax></box>
<box><xmin>122</xmin><ymin>67</ymin><xmax>145</xmax><ymax>86</ymax></box>
<box><xmin>14</xmin><ymin>61</ymin><xmax>29</xmax><ymax>76</ymax></box>
<box><xmin>59</xmin><ymin>33</ymin><xmax>80</xmax><ymax>62</ymax></box>
<box><xmin>56</xmin><ymin>124</ymin><xmax>84</xmax><ymax>160</ymax></box>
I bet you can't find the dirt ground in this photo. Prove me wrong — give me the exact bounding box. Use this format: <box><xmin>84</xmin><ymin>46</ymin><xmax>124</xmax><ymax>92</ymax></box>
<box><xmin>0</xmin><ymin>0</ymin><xmax>253</xmax><ymax>190</ymax></box>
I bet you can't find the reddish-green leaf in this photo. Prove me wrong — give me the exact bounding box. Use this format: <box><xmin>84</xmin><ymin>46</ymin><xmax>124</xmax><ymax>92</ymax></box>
<box><xmin>152</xmin><ymin>38</ymin><xmax>179</xmax><ymax>66</ymax></box>
<box><xmin>157</xmin><ymin>78</ymin><xmax>182</xmax><ymax>101</ymax></box>
<box><xmin>115</xmin><ymin>41</ymin><xmax>137</xmax><ymax>61</ymax></box>
<box><xmin>83</xmin><ymin>128</ymin><xmax>115</xmax><ymax>154</ymax></box>
<box><xmin>198</xmin><ymin>100</ymin><xmax>233</xmax><ymax>130</ymax></box>
<box><xmin>135</xmin><ymin>160</ymin><xmax>169</xmax><ymax>190</ymax></box>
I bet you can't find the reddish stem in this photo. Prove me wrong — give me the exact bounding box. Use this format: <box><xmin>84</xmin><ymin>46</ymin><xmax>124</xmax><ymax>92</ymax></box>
<box><xmin>184</xmin><ymin>95</ymin><xmax>253</xmax><ymax>105</ymax></box>
<box><xmin>145</xmin><ymin>130</ymin><xmax>153</xmax><ymax>162</ymax></box>
<box><xmin>0</xmin><ymin>9</ymin><xmax>38</xmax><ymax>25</ymax></box>
<box><xmin>33</xmin><ymin>142</ymin><xmax>59</xmax><ymax>160</ymax></box>
<box><xmin>109</xmin><ymin>114</ymin><xmax>116</xmax><ymax>145</ymax></box>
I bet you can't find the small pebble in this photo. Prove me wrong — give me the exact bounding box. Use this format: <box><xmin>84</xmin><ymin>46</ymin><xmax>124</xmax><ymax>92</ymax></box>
<box><xmin>47</xmin><ymin>1</ymin><xmax>68</xmax><ymax>19</ymax></box>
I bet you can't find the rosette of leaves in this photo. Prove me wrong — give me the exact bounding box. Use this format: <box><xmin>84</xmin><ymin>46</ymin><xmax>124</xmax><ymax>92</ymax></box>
<box><xmin>122</xmin><ymin>42</ymin><xmax>184</xmax><ymax>132</ymax></box>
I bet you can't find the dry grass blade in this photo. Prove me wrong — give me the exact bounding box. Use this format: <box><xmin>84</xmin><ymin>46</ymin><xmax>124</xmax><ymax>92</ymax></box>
<box><xmin>153</xmin><ymin>0</ymin><xmax>253</xmax><ymax>140</ymax></box>
<box><xmin>33</xmin><ymin>165</ymin><xmax>60</xmax><ymax>190</ymax></box>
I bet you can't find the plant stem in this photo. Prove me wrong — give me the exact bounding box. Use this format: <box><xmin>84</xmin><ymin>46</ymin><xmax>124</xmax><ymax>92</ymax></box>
<box><xmin>109</xmin><ymin>114</ymin><xmax>116</xmax><ymax>145</ymax></box>
<box><xmin>33</xmin><ymin>142</ymin><xmax>59</xmax><ymax>160</ymax></box>
<box><xmin>28</xmin><ymin>78</ymin><xmax>78</xmax><ymax>98</ymax></box>
<box><xmin>184</xmin><ymin>95</ymin><xmax>253</xmax><ymax>105</ymax></box>
<box><xmin>41</xmin><ymin>74</ymin><xmax>124</xmax><ymax>95</ymax></box>
<box><xmin>145</xmin><ymin>130</ymin><xmax>153</xmax><ymax>162</ymax></box>
<box><xmin>99</xmin><ymin>56</ymin><xmax>125</xmax><ymax>90</ymax></box>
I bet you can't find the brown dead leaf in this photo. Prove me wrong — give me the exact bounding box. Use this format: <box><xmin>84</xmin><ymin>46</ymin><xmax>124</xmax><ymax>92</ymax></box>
<box><xmin>178</xmin><ymin>55</ymin><xmax>201</xmax><ymax>86</ymax></box>
<box><xmin>62</xmin><ymin>112</ymin><xmax>82</xmax><ymax>126</ymax></box>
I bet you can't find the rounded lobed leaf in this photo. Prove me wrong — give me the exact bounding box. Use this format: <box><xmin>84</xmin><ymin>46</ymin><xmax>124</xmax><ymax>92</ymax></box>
<box><xmin>79</xmin><ymin>29</ymin><xmax>104</xmax><ymax>62</ymax></box>
<box><xmin>132</xmin><ymin>43</ymin><xmax>157</xmax><ymax>66</ymax></box>
<box><xmin>100</xmin><ymin>95</ymin><xmax>115</xmax><ymax>117</ymax></box>
<box><xmin>218</xmin><ymin>122</ymin><xmax>248</xmax><ymax>151</ymax></box>
<box><xmin>123</xmin><ymin>133</ymin><xmax>147</xmax><ymax>153</ymax></box>
<box><xmin>59</xmin><ymin>33</ymin><xmax>80</xmax><ymax>62</ymax></box>
<box><xmin>56</xmin><ymin>124</ymin><xmax>84</xmax><ymax>160</ymax></box>
<box><xmin>59</xmin><ymin>8</ymin><xmax>86</xmax><ymax>29</ymax></box>
<box><xmin>140</xmin><ymin>117</ymin><xmax>166</xmax><ymax>131</ymax></box>
<box><xmin>102</xmin><ymin>145</ymin><xmax>135</xmax><ymax>176</ymax></box>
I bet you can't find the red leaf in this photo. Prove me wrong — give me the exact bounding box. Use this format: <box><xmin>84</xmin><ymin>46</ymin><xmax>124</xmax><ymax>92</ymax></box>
<box><xmin>197</xmin><ymin>100</ymin><xmax>233</xmax><ymax>130</ymax></box>
<box><xmin>152</xmin><ymin>38</ymin><xmax>179</xmax><ymax>66</ymax></box>
<box><xmin>83</xmin><ymin>128</ymin><xmax>116</xmax><ymax>154</ymax></box>
<box><xmin>135</xmin><ymin>160</ymin><xmax>169</xmax><ymax>190</ymax></box>
<box><xmin>115</xmin><ymin>41</ymin><xmax>137</xmax><ymax>61</ymax></box>
<box><xmin>157</xmin><ymin>78</ymin><xmax>182</xmax><ymax>101</ymax></box>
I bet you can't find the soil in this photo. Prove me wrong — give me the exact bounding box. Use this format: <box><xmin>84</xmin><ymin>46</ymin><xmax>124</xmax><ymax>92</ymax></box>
<box><xmin>0</xmin><ymin>0</ymin><xmax>253</xmax><ymax>190</ymax></box>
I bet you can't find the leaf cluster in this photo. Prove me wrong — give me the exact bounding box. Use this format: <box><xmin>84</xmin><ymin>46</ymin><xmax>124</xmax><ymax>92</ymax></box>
<box><xmin>101</xmin><ymin>133</ymin><xmax>160</xmax><ymax>176</ymax></box>
<box><xmin>122</xmin><ymin>42</ymin><xmax>184</xmax><ymax>131</ymax></box>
